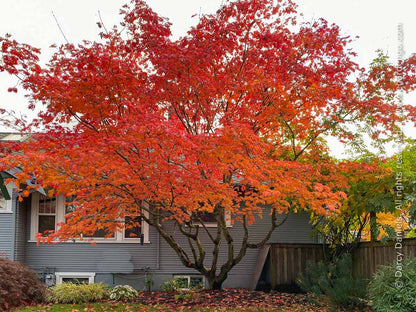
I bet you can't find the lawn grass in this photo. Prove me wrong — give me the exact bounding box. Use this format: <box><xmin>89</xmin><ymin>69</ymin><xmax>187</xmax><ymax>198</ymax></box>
<box><xmin>13</xmin><ymin>302</ymin><xmax>279</xmax><ymax>312</ymax></box>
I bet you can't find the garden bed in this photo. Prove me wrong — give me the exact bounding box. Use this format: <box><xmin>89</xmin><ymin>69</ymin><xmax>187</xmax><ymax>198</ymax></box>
<box><xmin>15</xmin><ymin>289</ymin><xmax>375</xmax><ymax>311</ymax></box>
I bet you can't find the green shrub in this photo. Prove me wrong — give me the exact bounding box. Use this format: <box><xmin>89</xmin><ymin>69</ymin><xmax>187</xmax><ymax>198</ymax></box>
<box><xmin>297</xmin><ymin>253</ymin><xmax>366</xmax><ymax>307</ymax></box>
<box><xmin>369</xmin><ymin>257</ymin><xmax>416</xmax><ymax>312</ymax></box>
<box><xmin>174</xmin><ymin>290</ymin><xmax>202</xmax><ymax>301</ymax></box>
<box><xmin>109</xmin><ymin>285</ymin><xmax>138</xmax><ymax>301</ymax></box>
<box><xmin>407</xmin><ymin>229</ymin><xmax>416</xmax><ymax>238</ymax></box>
<box><xmin>0</xmin><ymin>257</ymin><xmax>46</xmax><ymax>310</ymax></box>
<box><xmin>160</xmin><ymin>278</ymin><xmax>188</xmax><ymax>292</ymax></box>
<box><xmin>47</xmin><ymin>282</ymin><xmax>108</xmax><ymax>304</ymax></box>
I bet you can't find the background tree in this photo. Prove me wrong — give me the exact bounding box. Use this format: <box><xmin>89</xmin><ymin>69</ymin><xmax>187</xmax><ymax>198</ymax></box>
<box><xmin>310</xmin><ymin>159</ymin><xmax>395</xmax><ymax>261</ymax></box>
<box><xmin>312</xmin><ymin>141</ymin><xmax>416</xmax><ymax>262</ymax></box>
<box><xmin>1</xmin><ymin>0</ymin><xmax>416</xmax><ymax>289</ymax></box>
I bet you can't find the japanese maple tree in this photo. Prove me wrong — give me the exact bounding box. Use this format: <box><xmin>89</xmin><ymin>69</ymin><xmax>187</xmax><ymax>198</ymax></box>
<box><xmin>1</xmin><ymin>0</ymin><xmax>416</xmax><ymax>289</ymax></box>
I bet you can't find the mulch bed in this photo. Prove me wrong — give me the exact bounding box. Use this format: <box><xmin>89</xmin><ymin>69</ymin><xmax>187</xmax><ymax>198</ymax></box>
<box><xmin>135</xmin><ymin>288</ymin><xmax>374</xmax><ymax>311</ymax></box>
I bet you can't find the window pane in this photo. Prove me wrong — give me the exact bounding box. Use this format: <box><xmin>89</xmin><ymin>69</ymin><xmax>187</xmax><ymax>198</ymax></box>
<box><xmin>91</xmin><ymin>228</ymin><xmax>115</xmax><ymax>238</ymax></box>
<box><xmin>39</xmin><ymin>195</ymin><xmax>56</xmax><ymax>214</ymax></box>
<box><xmin>0</xmin><ymin>193</ymin><xmax>6</xmax><ymax>211</ymax></box>
<box><xmin>190</xmin><ymin>277</ymin><xmax>204</xmax><ymax>288</ymax></box>
<box><xmin>62</xmin><ymin>278</ymin><xmax>89</xmax><ymax>284</ymax></box>
<box><xmin>65</xmin><ymin>195</ymin><xmax>77</xmax><ymax>214</ymax></box>
<box><xmin>124</xmin><ymin>216</ymin><xmax>142</xmax><ymax>238</ymax></box>
<box><xmin>175</xmin><ymin>277</ymin><xmax>189</xmax><ymax>288</ymax></box>
<box><xmin>81</xmin><ymin>228</ymin><xmax>115</xmax><ymax>238</ymax></box>
<box><xmin>39</xmin><ymin>215</ymin><xmax>55</xmax><ymax>235</ymax></box>
<box><xmin>193</xmin><ymin>211</ymin><xmax>216</xmax><ymax>223</ymax></box>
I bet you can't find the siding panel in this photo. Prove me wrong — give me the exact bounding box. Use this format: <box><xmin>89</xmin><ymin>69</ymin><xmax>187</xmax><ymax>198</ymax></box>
<box><xmin>0</xmin><ymin>212</ymin><xmax>12</xmax><ymax>259</ymax></box>
<box><xmin>14</xmin><ymin>197</ymin><xmax>28</xmax><ymax>262</ymax></box>
<box><xmin>24</xmin><ymin>211</ymin><xmax>316</xmax><ymax>289</ymax></box>
<box><xmin>25</xmin><ymin>230</ymin><xmax>159</xmax><ymax>274</ymax></box>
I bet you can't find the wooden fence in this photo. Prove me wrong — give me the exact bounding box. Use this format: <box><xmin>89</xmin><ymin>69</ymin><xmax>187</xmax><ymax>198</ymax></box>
<box><xmin>266</xmin><ymin>238</ymin><xmax>416</xmax><ymax>288</ymax></box>
<box><xmin>268</xmin><ymin>243</ymin><xmax>326</xmax><ymax>288</ymax></box>
<box><xmin>352</xmin><ymin>239</ymin><xmax>416</xmax><ymax>280</ymax></box>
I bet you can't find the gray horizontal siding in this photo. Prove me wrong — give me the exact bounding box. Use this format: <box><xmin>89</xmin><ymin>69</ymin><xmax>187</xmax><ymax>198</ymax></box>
<box><xmin>25</xmin><ymin>232</ymin><xmax>158</xmax><ymax>274</ymax></box>
<box><xmin>22</xmin><ymin>205</ymin><xmax>316</xmax><ymax>289</ymax></box>
<box><xmin>0</xmin><ymin>212</ymin><xmax>13</xmax><ymax>260</ymax></box>
<box><xmin>14</xmin><ymin>197</ymin><xmax>28</xmax><ymax>262</ymax></box>
<box><xmin>157</xmin><ymin>212</ymin><xmax>316</xmax><ymax>288</ymax></box>
<box><xmin>0</xmin><ymin>191</ymin><xmax>16</xmax><ymax>260</ymax></box>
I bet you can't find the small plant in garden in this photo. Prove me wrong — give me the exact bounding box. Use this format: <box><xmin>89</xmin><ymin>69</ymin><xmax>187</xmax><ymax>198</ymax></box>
<box><xmin>46</xmin><ymin>282</ymin><xmax>108</xmax><ymax>304</ymax></box>
<box><xmin>145</xmin><ymin>274</ymin><xmax>154</xmax><ymax>291</ymax></box>
<box><xmin>174</xmin><ymin>290</ymin><xmax>202</xmax><ymax>301</ymax></box>
<box><xmin>160</xmin><ymin>278</ymin><xmax>188</xmax><ymax>292</ymax></box>
<box><xmin>0</xmin><ymin>257</ymin><xmax>46</xmax><ymax>310</ymax></box>
<box><xmin>297</xmin><ymin>253</ymin><xmax>366</xmax><ymax>308</ymax></box>
<box><xmin>109</xmin><ymin>285</ymin><xmax>138</xmax><ymax>301</ymax></box>
<box><xmin>369</xmin><ymin>257</ymin><xmax>416</xmax><ymax>312</ymax></box>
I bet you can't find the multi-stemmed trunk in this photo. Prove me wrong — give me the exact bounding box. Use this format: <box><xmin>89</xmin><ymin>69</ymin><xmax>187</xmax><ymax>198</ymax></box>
<box><xmin>145</xmin><ymin>204</ymin><xmax>287</xmax><ymax>290</ymax></box>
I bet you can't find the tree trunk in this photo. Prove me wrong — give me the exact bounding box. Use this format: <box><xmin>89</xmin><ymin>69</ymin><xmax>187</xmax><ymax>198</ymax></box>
<box><xmin>145</xmin><ymin>205</ymin><xmax>286</xmax><ymax>291</ymax></box>
<box><xmin>370</xmin><ymin>211</ymin><xmax>377</xmax><ymax>242</ymax></box>
<box><xmin>207</xmin><ymin>275</ymin><xmax>227</xmax><ymax>290</ymax></box>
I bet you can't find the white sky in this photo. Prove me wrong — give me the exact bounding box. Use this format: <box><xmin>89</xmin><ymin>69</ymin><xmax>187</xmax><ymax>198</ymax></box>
<box><xmin>1</xmin><ymin>0</ymin><xmax>415</xmax><ymax>157</ymax></box>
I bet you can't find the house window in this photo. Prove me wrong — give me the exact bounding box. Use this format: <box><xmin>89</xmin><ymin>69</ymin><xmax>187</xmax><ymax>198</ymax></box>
<box><xmin>0</xmin><ymin>193</ymin><xmax>8</xmax><ymax>213</ymax></box>
<box><xmin>173</xmin><ymin>275</ymin><xmax>204</xmax><ymax>289</ymax></box>
<box><xmin>64</xmin><ymin>195</ymin><xmax>115</xmax><ymax>239</ymax></box>
<box><xmin>81</xmin><ymin>228</ymin><xmax>115</xmax><ymax>239</ymax></box>
<box><xmin>31</xmin><ymin>192</ymin><xmax>63</xmax><ymax>241</ymax></box>
<box><xmin>64</xmin><ymin>195</ymin><xmax>77</xmax><ymax>215</ymax></box>
<box><xmin>122</xmin><ymin>201</ymin><xmax>150</xmax><ymax>243</ymax></box>
<box><xmin>38</xmin><ymin>194</ymin><xmax>57</xmax><ymax>235</ymax></box>
<box><xmin>30</xmin><ymin>194</ymin><xmax>150</xmax><ymax>243</ymax></box>
<box><xmin>192</xmin><ymin>211</ymin><xmax>216</xmax><ymax>223</ymax></box>
<box><xmin>55</xmin><ymin>272</ymin><xmax>95</xmax><ymax>284</ymax></box>
<box><xmin>124</xmin><ymin>216</ymin><xmax>142</xmax><ymax>238</ymax></box>
<box><xmin>191</xmin><ymin>210</ymin><xmax>232</xmax><ymax>228</ymax></box>
<box><xmin>0</xmin><ymin>183</ymin><xmax>14</xmax><ymax>214</ymax></box>
<box><xmin>62</xmin><ymin>277</ymin><xmax>89</xmax><ymax>284</ymax></box>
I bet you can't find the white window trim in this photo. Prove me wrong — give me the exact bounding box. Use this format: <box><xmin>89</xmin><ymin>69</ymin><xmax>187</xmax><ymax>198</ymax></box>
<box><xmin>121</xmin><ymin>206</ymin><xmax>150</xmax><ymax>243</ymax></box>
<box><xmin>0</xmin><ymin>183</ymin><xmax>15</xmax><ymax>214</ymax></box>
<box><xmin>192</xmin><ymin>210</ymin><xmax>232</xmax><ymax>228</ymax></box>
<box><xmin>30</xmin><ymin>193</ymin><xmax>150</xmax><ymax>243</ymax></box>
<box><xmin>55</xmin><ymin>272</ymin><xmax>95</xmax><ymax>284</ymax></box>
<box><xmin>30</xmin><ymin>192</ymin><xmax>60</xmax><ymax>240</ymax></box>
<box><xmin>173</xmin><ymin>275</ymin><xmax>205</xmax><ymax>289</ymax></box>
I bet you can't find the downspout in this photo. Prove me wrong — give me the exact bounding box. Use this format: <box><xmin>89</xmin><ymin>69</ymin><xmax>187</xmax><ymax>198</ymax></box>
<box><xmin>156</xmin><ymin>215</ymin><xmax>160</xmax><ymax>270</ymax></box>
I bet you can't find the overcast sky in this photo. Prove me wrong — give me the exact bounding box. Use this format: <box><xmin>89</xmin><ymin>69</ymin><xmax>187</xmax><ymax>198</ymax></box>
<box><xmin>1</xmin><ymin>0</ymin><xmax>415</xmax><ymax>156</ymax></box>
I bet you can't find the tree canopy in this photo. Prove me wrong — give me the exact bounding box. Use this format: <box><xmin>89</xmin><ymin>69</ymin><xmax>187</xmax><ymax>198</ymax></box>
<box><xmin>1</xmin><ymin>0</ymin><xmax>415</xmax><ymax>289</ymax></box>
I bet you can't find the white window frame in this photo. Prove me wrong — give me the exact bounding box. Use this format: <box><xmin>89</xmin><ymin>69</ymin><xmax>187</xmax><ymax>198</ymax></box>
<box><xmin>121</xmin><ymin>215</ymin><xmax>149</xmax><ymax>243</ymax></box>
<box><xmin>0</xmin><ymin>183</ymin><xmax>14</xmax><ymax>214</ymax></box>
<box><xmin>192</xmin><ymin>210</ymin><xmax>232</xmax><ymax>228</ymax></box>
<box><xmin>64</xmin><ymin>195</ymin><xmax>117</xmax><ymax>242</ymax></box>
<box><xmin>55</xmin><ymin>272</ymin><xmax>95</xmax><ymax>284</ymax></box>
<box><xmin>30</xmin><ymin>193</ymin><xmax>150</xmax><ymax>243</ymax></box>
<box><xmin>30</xmin><ymin>193</ymin><xmax>62</xmax><ymax>241</ymax></box>
<box><xmin>173</xmin><ymin>275</ymin><xmax>205</xmax><ymax>289</ymax></box>
<box><xmin>121</xmin><ymin>201</ymin><xmax>150</xmax><ymax>243</ymax></box>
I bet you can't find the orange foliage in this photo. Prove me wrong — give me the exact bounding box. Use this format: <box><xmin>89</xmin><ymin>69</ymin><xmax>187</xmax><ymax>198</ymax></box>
<box><xmin>361</xmin><ymin>212</ymin><xmax>410</xmax><ymax>241</ymax></box>
<box><xmin>1</xmin><ymin>0</ymin><xmax>415</xmax><ymax>287</ymax></box>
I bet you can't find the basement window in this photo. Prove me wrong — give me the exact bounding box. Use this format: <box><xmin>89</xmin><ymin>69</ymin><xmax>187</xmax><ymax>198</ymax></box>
<box><xmin>173</xmin><ymin>275</ymin><xmax>204</xmax><ymax>289</ymax></box>
<box><xmin>55</xmin><ymin>272</ymin><xmax>95</xmax><ymax>284</ymax></box>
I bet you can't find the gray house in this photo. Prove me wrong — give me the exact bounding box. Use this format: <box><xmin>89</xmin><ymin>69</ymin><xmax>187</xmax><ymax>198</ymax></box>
<box><xmin>0</xmin><ymin>133</ymin><xmax>318</xmax><ymax>290</ymax></box>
